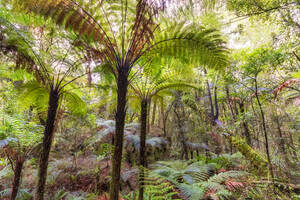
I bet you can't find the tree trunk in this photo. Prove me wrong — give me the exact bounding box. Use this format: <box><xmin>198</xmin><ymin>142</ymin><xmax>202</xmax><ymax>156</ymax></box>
<box><xmin>138</xmin><ymin>99</ymin><xmax>148</xmax><ymax>200</ymax></box>
<box><xmin>151</xmin><ymin>99</ymin><xmax>157</xmax><ymax>126</ymax></box>
<box><xmin>204</xmin><ymin>117</ymin><xmax>210</xmax><ymax>162</ymax></box>
<box><xmin>204</xmin><ymin>69</ymin><xmax>214</xmax><ymax>118</ymax></box>
<box><xmin>173</xmin><ymin>93</ymin><xmax>188</xmax><ymax>160</ymax></box>
<box><xmin>213</xmin><ymin>85</ymin><xmax>219</xmax><ymax>120</ymax></box>
<box><xmin>35</xmin><ymin>88</ymin><xmax>60</xmax><ymax>200</ymax></box>
<box><xmin>158</xmin><ymin>98</ymin><xmax>165</xmax><ymax>129</ymax></box>
<box><xmin>250</xmin><ymin>100</ymin><xmax>260</xmax><ymax>149</ymax></box>
<box><xmin>206</xmin><ymin>81</ymin><xmax>214</xmax><ymax>118</ymax></box>
<box><xmin>163</xmin><ymin>101</ymin><xmax>175</xmax><ymax>137</ymax></box>
<box><xmin>10</xmin><ymin>156</ymin><xmax>24</xmax><ymax>200</ymax></box>
<box><xmin>147</xmin><ymin>99</ymin><xmax>151</xmax><ymax>134</ymax></box>
<box><xmin>110</xmin><ymin>67</ymin><xmax>128</xmax><ymax>200</ymax></box>
<box><xmin>225</xmin><ymin>86</ymin><xmax>234</xmax><ymax>154</ymax></box>
<box><xmin>274</xmin><ymin>114</ymin><xmax>286</xmax><ymax>154</ymax></box>
<box><xmin>254</xmin><ymin>78</ymin><xmax>274</xmax><ymax>181</ymax></box>
<box><xmin>239</xmin><ymin>102</ymin><xmax>252</xmax><ymax>146</ymax></box>
<box><xmin>225</xmin><ymin>86</ymin><xmax>236</xmax><ymax>121</ymax></box>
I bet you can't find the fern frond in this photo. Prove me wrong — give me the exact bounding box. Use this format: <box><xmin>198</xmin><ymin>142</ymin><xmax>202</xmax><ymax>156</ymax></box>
<box><xmin>17</xmin><ymin>80</ymin><xmax>49</xmax><ymax>111</ymax></box>
<box><xmin>148</xmin><ymin>21</ymin><xmax>229</xmax><ymax>69</ymax></box>
<box><xmin>208</xmin><ymin>170</ymin><xmax>247</xmax><ymax>182</ymax></box>
<box><xmin>138</xmin><ymin>168</ymin><xmax>180</xmax><ymax>200</ymax></box>
<box><xmin>15</xmin><ymin>0</ymin><xmax>105</xmax><ymax>42</ymax></box>
<box><xmin>62</xmin><ymin>90</ymin><xmax>87</xmax><ymax>116</ymax></box>
<box><xmin>177</xmin><ymin>183</ymin><xmax>205</xmax><ymax>200</ymax></box>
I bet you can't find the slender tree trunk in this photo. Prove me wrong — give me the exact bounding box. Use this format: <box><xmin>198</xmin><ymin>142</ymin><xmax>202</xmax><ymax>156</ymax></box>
<box><xmin>138</xmin><ymin>99</ymin><xmax>148</xmax><ymax>200</ymax></box>
<box><xmin>151</xmin><ymin>99</ymin><xmax>156</xmax><ymax>126</ymax></box>
<box><xmin>173</xmin><ymin>93</ymin><xmax>188</xmax><ymax>160</ymax></box>
<box><xmin>274</xmin><ymin>114</ymin><xmax>286</xmax><ymax>154</ymax></box>
<box><xmin>272</xmin><ymin>111</ymin><xmax>296</xmax><ymax>171</ymax></box>
<box><xmin>213</xmin><ymin>85</ymin><xmax>219</xmax><ymax>120</ymax></box>
<box><xmin>10</xmin><ymin>156</ymin><xmax>24</xmax><ymax>200</ymax></box>
<box><xmin>239</xmin><ymin>102</ymin><xmax>252</xmax><ymax>146</ymax></box>
<box><xmin>250</xmin><ymin>99</ymin><xmax>260</xmax><ymax>149</ymax></box>
<box><xmin>178</xmin><ymin>120</ymin><xmax>188</xmax><ymax>160</ymax></box>
<box><xmin>110</xmin><ymin>67</ymin><xmax>129</xmax><ymax>200</ymax></box>
<box><xmin>163</xmin><ymin>101</ymin><xmax>175</xmax><ymax>137</ymax></box>
<box><xmin>158</xmin><ymin>98</ymin><xmax>164</xmax><ymax>129</ymax></box>
<box><xmin>225</xmin><ymin>86</ymin><xmax>234</xmax><ymax>154</ymax></box>
<box><xmin>204</xmin><ymin>69</ymin><xmax>214</xmax><ymax>118</ymax></box>
<box><xmin>287</xmin><ymin>132</ymin><xmax>298</xmax><ymax>162</ymax></box>
<box><xmin>204</xmin><ymin>117</ymin><xmax>210</xmax><ymax>162</ymax></box>
<box><xmin>225</xmin><ymin>86</ymin><xmax>235</xmax><ymax>121</ymax></box>
<box><xmin>254</xmin><ymin>78</ymin><xmax>274</xmax><ymax>181</ymax></box>
<box><xmin>35</xmin><ymin>88</ymin><xmax>60</xmax><ymax>200</ymax></box>
<box><xmin>206</xmin><ymin>81</ymin><xmax>214</xmax><ymax>118</ymax></box>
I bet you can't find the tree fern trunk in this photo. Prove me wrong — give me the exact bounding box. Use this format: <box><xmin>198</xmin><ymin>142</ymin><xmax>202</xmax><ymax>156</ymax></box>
<box><xmin>138</xmin><ymin>99</ymin><xmax>148</xmax><ymax>200</ymax></box>
<box><xmin>147</xmin><ymin>99</ymin><xmax>151</xmax><ymax>134</ymax></box>
<box><xmin>110</xmin><ymin>67</ymin><xmax>128</xmax><ymax>200</ymax></box>
<box><xmin>35</xmin><ymin>88</ymin><xmax>59</xmax><ymax>200</ymax></box>
<box><xmin>10</xmin><ymin>156</ymin><xmax>24</xmax><ymax>200</ymax></box>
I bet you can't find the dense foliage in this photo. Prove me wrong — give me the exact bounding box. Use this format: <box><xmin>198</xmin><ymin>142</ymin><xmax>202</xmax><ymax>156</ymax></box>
<box><xmin>0</xmin><ymin>0</ymin><xmax>299</xmax><ymax>200</ymax></box>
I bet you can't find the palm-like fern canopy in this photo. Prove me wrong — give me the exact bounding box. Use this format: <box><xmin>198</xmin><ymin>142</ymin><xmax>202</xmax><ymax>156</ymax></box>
<box><xmin>10</xmin><ymin>0</ymin><xmax>229</xmax><ymax>73</ymax></box>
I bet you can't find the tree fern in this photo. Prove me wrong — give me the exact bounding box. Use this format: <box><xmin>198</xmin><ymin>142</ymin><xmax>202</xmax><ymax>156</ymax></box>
<box><xmin>150</xmin><ymin>160</ymin><xmax>255</xmax><ymax>200</ymax></box>
<box><xmin>176</xmin><ymin>183</ymin><xmax>205</xmax><ymax>200</ymax></box>
<box><xmin>152</xmin><ymin>160</ymin><xmax>213</xmax><ymax>184</ymax></box>
<box><xmin>125</xmin><ymin>168</ymin><xmax>180</xmax><ymax>200</ymax></box>
<box><xmin>7</xmin><ymin>1</ymin><xmax>230</xmax><ymax>199</ymax></box>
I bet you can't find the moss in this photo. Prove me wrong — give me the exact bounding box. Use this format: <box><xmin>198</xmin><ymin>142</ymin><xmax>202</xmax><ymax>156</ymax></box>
<box><xmin>229</xmin><ymin>136</ymin><xmax>268</xmax><ymax>175</ymax></box>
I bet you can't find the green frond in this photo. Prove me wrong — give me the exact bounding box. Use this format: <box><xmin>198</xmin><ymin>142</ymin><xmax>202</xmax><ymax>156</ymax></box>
<box><xmin>12</xmin><ymin>0</ymin><xmax>105</xmax><ymax>42</ymax></box>
<box><xmin>0</xmin><ymin>14</ymin><xmax>48</xmax><ymax>82</ymax></box>
<box><xmin>152</xmin><ymin>160</ymin><xmax>213</xmax><ymax>185</ymax></box>
<box><xmin>207</xmin><ymin>170</ymin><xmax>248</xmax><ymax>184</ymax></box>
<box><xmin>151</xmin><ymin>82</ymin><xmax>199</xmax><ymax>98</ymax></box>
<box><xmin>0</xmin><ymin>15</ymin><xmax>34</xmax><ymax>60</ymax></box>
<box><xmin>128</xmin><ymin>168</ymin><xmax>180</xmax><ymax>200</ymax></box>
<box><xmin>129</xmin><ymin>64</ymin><xmax>198</xmax><ymax>102</ymax></box>
<box><xmin>62</xmin><ymin>90</ymin><xmax>87</xmax><ymax>116</ymax></box>
<box><xmin>17</xmin><ymin>80</ymin><xmax>49</xmax><ymax>112</ymax></box>
<box><xmin>197</xmin><ymin>181</ymin><xmax>225</xmax><ymax>192</ymax></box>
<box><xmin>148</xmin><ymin>21</ymin><xmax>229</xmax><ymax>69</ymax></box>
<box><xmin>150</xmin><ymin>159</ymin><xmax>256</xmax><ymax>200</ymax></box>
<box><xmin>0</xmin><ymin>111</ymin><xmax>43</xmax><ymax>149</ymax></box>
<box><xmin>177</xmin><ymin>183</ymin><xmax>205</xmax><ymax>200</ymax></box>
<box><xmin>215</xmin><ymin>189</ymin><xmax>233</xmax><ymax>200</ymax></box>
